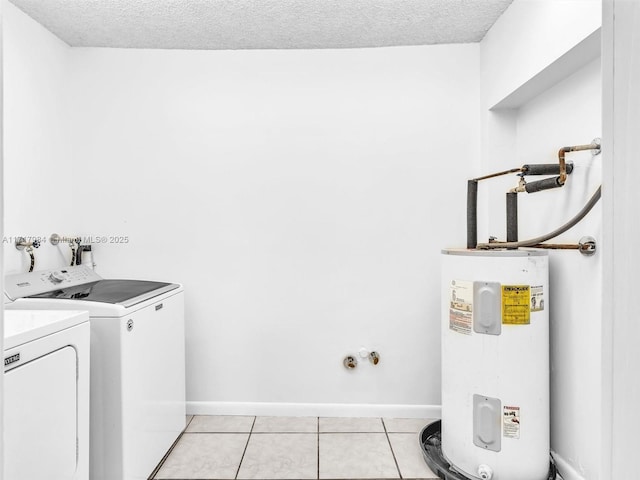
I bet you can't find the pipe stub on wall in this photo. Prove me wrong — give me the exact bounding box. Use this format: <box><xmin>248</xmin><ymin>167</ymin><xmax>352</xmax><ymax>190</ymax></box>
<box><xmin>579</xmin><ymin>236</ymin><xmax>597</xmax><ymax>256</ymax></box>
<box><xmin>343</xmin><ymin>356</ymin><xmax>357</xmax><ymax>369</ymax></box>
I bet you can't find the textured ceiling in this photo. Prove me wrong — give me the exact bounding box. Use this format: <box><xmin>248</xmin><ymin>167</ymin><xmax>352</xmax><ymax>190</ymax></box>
<box><xmin>9</xmin><ymin>0</ymin><xmax>514</xmax><ymax>50</ymax></box>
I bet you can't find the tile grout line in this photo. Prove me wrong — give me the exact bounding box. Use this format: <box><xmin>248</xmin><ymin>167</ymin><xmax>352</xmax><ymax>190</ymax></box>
<box><xmin>253</xmin><ymin>431</ymin><xmax>318</xmax><ymax>434</ymax></box>
<box><xmin>147</xmin><ymin>416</ymin><xmax>194</xmax><ymax>480</ymax></box>
<box><xmin>156</xmin><ymin>416</ymin><xmax>416</xmax><ymax>480</ymax></box>
<box><xmin>234</xmin><ymin>416</ymin><xmax>257</xmax><ymax>480</ymax></box>
<box><xmin>382</xmin><ymin>418</ymin><xmax>403</xmax><ymax>479</ymax></box>
<box><xmin>147</xmin><ymin>433</ymin><xmax>182</xmax><ymax>480</ymax></box>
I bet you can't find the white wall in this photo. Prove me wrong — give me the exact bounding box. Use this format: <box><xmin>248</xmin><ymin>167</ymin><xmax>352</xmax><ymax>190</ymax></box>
<box><xmin>481</xmin><ymin>1</ymin><xmax>602</xmax><ymax>479</ymax></box>
<box><xmin>3</xmin><ymin>1</ymin><xmax>77</xmax><ymax>274</ymax></box>
<box><xmin>3</xmin><ymin>4</ymin><xmax>480</xmax><ymax>415</ymax></box>
<box><xmin>64</xmin><ymin>45</ymin><xmax>480</xmax><ymax>415</ymax></box>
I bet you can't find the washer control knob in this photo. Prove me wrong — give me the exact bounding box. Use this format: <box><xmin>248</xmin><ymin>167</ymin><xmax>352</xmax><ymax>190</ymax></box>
<box><xmin>48</xmin><ymin>271</ymin><xmax>66</xmax><ymax>283</ymax></box>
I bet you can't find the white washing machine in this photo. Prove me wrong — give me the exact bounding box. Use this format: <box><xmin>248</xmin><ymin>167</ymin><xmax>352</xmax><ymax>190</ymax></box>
<box><xmin>5</xmin><ymin>266</ymin><xmax>186</xmax><ymax>480</ymax></box>
<box><xmin>4</xmin><ymin>309</ymin><xmax>90</xmax><ymax>480</ymax></box>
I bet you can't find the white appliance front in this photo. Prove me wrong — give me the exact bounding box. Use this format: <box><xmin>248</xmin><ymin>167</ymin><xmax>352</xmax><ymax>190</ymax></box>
<box><xmin>89</xmin><ymin>291</ymin><xmax>186</xmax><ymax>480</ymax></box>
<box><xmin>441</xmin><ymin>249</ymin><xmax>550</xmax><ymax>480</ymax></box>
<box><xmin>4</xmin><ymin>310</ymin><xmax>90</xmax><ymax>480</ymax></box>
<box><xmin>6</xmin><ymin>266</ymin><xmax>186</xmax><ymax>480</ymax></box>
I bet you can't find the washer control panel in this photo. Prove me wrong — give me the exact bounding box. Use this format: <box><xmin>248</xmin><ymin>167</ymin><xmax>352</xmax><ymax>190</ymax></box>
<box><xmin>4</xmin><ymin>266</ymin><xmax>103</xmax><ymax>300</ymax></box>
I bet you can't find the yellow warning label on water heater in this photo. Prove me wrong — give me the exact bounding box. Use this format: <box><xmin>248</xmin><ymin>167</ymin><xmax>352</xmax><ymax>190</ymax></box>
<box><xmin>502</xmin><ymin>285</ymin><xmax>530</xmax><ymax>325</ymax></box>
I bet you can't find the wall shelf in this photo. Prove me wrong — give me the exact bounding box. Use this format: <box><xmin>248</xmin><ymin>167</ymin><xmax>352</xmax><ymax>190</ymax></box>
<box><xmin>491</xmin><ymin>28</ymin><xmax>601</xmax><ymax>111</ymax></box>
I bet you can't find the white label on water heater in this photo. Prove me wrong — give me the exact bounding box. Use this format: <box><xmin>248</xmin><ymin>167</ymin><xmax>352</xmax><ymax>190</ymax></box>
<box><xmin>449</xmin><ymin>280</ymin><xmax>473</xmax><ymax>335</ymax></box>
<box><xmin>503</xmin><ymin>405</ymin><xmax>521</xmax><ymax>439</ymax></box>
<box><xmin>531</xmin><ymin>285</ymin><xmax>544</xmax><ymax>312</ymax></box>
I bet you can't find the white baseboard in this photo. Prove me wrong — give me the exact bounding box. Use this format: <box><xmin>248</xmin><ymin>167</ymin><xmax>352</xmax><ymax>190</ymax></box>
<box><xmin>187</xmin><ymin>401</ymin><xmax>441</xmax><ymax>419</ymax></box>
<box><xmin>552</xmin><ymin>451</ymin><xmax>586</xmax><ymax>480</ymax></box>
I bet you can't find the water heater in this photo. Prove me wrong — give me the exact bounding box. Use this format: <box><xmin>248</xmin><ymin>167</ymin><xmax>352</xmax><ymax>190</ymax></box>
<box><xmin>440</xmin><ymin>248</ymin><xmax>549</xmax><ymax>480</ymax></box>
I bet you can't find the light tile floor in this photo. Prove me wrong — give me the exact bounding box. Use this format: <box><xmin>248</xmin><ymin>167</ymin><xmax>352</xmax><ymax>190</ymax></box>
<box><xmin>151</xmin><ymin>415</ymin><xmax>438</xmax><ymax>480</ymax></box>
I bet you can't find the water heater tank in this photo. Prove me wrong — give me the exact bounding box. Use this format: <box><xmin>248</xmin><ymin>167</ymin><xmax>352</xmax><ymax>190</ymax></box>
<box><xmin>441</xmin><ymin>249</ymin><xmax>549</xmax><ymax>480</ymax></box>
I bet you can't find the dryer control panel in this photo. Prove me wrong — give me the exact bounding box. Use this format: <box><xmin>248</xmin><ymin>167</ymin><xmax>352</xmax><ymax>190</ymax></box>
<box><xmin>5</xmin><ymin>266</ymin><xmax>104</xmax><ymax>300</ymax></box>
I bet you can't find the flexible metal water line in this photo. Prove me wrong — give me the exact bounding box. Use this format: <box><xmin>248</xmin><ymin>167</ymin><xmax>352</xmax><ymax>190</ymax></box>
<box><xmin>70</xmin><ymin>243</ymin><xmax>77</xmax><ymax>266</ymax></box>
<box><xmin>476</xmin><ymin>186</ymin><xmax>602</xmax><ymax>249</ymax></box>
<box><xmin>26</xmin><ymin>247</ymin><xmax>35</xmax><ymax>272</ymax></box>
<box><xmin>15</xmin><ymin>237</ymin><xmax>40</xmax><ymax>272</ymax></box>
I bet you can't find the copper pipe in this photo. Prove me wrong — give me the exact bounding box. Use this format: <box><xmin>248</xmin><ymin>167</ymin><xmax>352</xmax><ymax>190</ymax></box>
<box><xmin>481</xmin><ymin>243</ymin><xmax>593</xmax><ymax>252</ymax></box>
<box><xmin>472</xmin><ymin>167</ymin><xmax>523</xmax><ymax>182</ymax></box>
<box><xmin>558</xmin><ymin>142</ymin><xmax>601</xmax><ymax>184</ymax></box>
<box><xmin>531</xmin><ymin>243</ymin><xmax>596</xmax><ymax>254</ymax></box>
<box><xmin>530</xmin><ymin>243</ymin><xmax>581</xmax><ymax>250</ymax></box>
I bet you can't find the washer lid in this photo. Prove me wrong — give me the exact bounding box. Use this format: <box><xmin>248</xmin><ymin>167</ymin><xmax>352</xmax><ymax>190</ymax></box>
<box><xmin>26</xmin><ymin>279</ymin><xmax>180</xmax><ymax>308</ymax></box>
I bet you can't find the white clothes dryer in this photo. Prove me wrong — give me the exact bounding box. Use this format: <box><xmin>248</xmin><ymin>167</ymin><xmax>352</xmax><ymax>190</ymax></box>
<box><xmin>4</xmin><ymin>310</ymin><xmax>90</xmax><ymax>480</ymax></box>
<box><xmin>5</xmin><ymin>266</ymin><xmax>186</xmax><ymax>480</ymax></box>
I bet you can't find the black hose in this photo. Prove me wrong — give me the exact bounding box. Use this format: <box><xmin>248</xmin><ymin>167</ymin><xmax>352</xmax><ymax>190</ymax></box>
<box><xmin>467</xmin><ymin>180</ymin><xmax>478</xmax><ymax>249</ymax></box>
<box><xmin>506</xmin><ymin>192</ymin><xmax>518</xmax><ymax>245</ymax></box>
<box><xmin>522</xmin><ymin>163</ymin><xmax>574</xmax><ymax>176</ymax></box>
<box><xmin>477</xmin><ymin>186</ymin><xmax>602</xmax><ymax>249</ymax></box>
<box><xmin>525</xmin><ymin>176</ymin><xmax>563</xmax><ymax>193</ymax></box>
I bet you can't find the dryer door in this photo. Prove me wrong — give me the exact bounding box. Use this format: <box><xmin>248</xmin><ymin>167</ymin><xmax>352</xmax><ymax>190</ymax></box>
<box><xmin>4</xmin><ymin>346</ymin><xmax>78</xmax><ymax>480</ymax></box>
